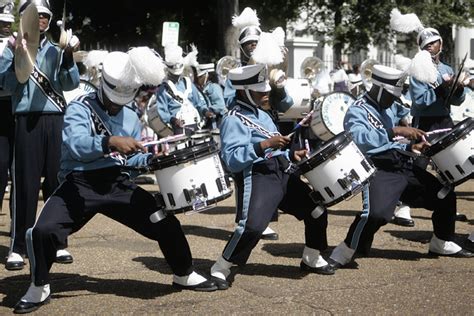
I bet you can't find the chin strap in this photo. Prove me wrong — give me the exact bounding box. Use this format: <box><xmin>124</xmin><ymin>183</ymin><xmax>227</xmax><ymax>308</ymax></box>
<box><xmin>245</xmin><ymin>89</ymin><xmax>257</xmax><ymax>106</ymax></box>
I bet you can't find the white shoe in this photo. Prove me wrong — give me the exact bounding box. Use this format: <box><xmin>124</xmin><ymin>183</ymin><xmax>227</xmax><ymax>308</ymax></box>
<box><xmin>429</xmin><ymin>234</ymin><xmax>462</xmax><ymax>255</ymax></box>
<box><xmin>20</xmin><ymin>283</ymin><xmax>50</xmax><ymax>304</ymax></box>
<box><xmin>392</xmin><ymin>203</ymin><xmax>415</xmax><ymax>227</ymax></box>
<box><xmin>261</xmin><ymin>226</ymin><xmax>279</xmax><ymax>240</ymax></box>
<box><xmin>55</xmin><ymin>249</ymin><xmax>73</xmax><ymax>264</ymax></box>
<box><xmin>302</xmin><ymin>246</ymin><xmax>328</xmax><ymax>268</ymax></box>
<box><xmin>210</xmin><ymin>255</ymin><xmax>232</xmax><ymax>281</ymax></box>
<box><xmin>5</xmin><ymin>252</ymin><xmax>25</xmax><ymax>270</ymax></box>
<box><xmin>329</xmin><ymin>242</ymin><xmax>355</xmax><ymax>266</ymax></box>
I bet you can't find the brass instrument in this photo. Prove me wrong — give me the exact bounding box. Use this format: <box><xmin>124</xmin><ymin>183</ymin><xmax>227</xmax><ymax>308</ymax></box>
<box><xmin>15</xmin><ymin>4</ymin><xmax>39</xmax><ymax>83</ymax></box>
<box><xmin>216</xmin><ymin>55</ymin><xmax>240</xmax><ymax>85</ymax></box>
<box><xmin>360</xmin><ymin>58</ymin><xmax>379</xmax><ymax>91</ymax></box>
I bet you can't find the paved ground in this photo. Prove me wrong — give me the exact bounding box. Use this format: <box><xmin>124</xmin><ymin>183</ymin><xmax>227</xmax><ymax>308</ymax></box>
<box><xmin>0</xmin><ymin>176</ymin><xmax>472</xmax><ymax>315</ymax></box>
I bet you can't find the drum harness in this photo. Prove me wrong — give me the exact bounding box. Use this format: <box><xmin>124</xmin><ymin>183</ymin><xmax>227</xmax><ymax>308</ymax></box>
<box><xmin>164</xmin><ymin>78</ymin><xmax>200</xmax><ymax>125</ymax></box>
<box><xmin>230</xmin><ymin>104</ymin><xmax>298</xmax><ymax>174</ymax></box>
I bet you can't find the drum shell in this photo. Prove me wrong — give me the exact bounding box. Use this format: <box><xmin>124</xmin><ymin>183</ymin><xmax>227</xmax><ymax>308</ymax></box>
<box><xmin>151</xmin><ymin>142</ymin><xmax>232</xmax><ymax>212</ymax></box>
<box><xmin>425</xmin><ymin>118</ymin><xmax>474</xmax><ymax>185</ymax></box>
<box><xmin>310</xmin><ymin>91</ymin><xmax>355</xmax><ymax>141</ymax></box>
<box><xmin>147</xmin><ymin>104</ymin><xmax>173</xmax><ymax>138</ymax></box>
<box><xmin>297</xmin><ymin>132</ymin><xmax>376</xmax><ymax>206</ymax></box>
<box><xmin>278</xmin><ymin>78</ymin><xmax>313</xmax><ymax>120</ymax></box>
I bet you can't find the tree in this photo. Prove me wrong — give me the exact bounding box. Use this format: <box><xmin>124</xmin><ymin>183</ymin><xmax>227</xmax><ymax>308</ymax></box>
<box><xmin>302</xmin><ymin>0</ymin><xmax>474</xmax><ymax>63</ymax></box>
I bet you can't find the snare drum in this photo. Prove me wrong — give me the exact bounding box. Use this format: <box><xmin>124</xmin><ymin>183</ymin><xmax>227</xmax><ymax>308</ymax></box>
<box><xmin>190</xmin><ymin>129</ymin><xmax>212</xmax><ymax>145</ymax></box>
<box><xmin>147</xmin><ymin>103</ymin><xmax>173</xmax><ymax>138</ymax></box>
<box><xmin>424</xmin><ymin>117</ymin><xmax>473</xmax><ymax>186</ymax></box>
<box><xmin>64</xmin><ymin>80</ymin><xmax>97</xmax><ymax>104</ymax></box>
<box><xmin>297</xmin><ymin>132</ymin><xmax>376</xmax><ymax>206</ymax></box>
<box><xmin>310</xmin><ymin>91</ymin><xmax>355</xmax><ymax>141</ymax></box>
<box><xmin>160</xmin><ymin>134</ymin><xmax>189</xmax><ymax>153</ymax></box>
<box><xmin>211</xmin><ymin>129</ymin><xmax>221</xmax><ymax>148</ymax></box>
<box><xmin>278</xmin><ymin>78</ymin><xmax>313</xmax><ymax>120</ymax></box>
<box><xmin>149</xmin><ymin>141</ymin><xmax>232</xmax><ymax>213</ymax></box>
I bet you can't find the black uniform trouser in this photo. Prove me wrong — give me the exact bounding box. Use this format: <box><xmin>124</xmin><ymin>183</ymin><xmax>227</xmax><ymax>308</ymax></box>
<box><xmin>0</xmin><ymin>99</ymin><xmax>14</xmax><ymax>213</ymax></box>
<box><xmin>343</xmin><ymin>165</ymin><xmax>456</xmax><ymax>255</ymax></box>
<box><xmin>10</xmin><ymin>114</ymin><xmax>64</xmax><ymax>255</ymax></box>
<box><xmin>26</xmin><ymin>167</ymin><xmax>193</xmax><ymax>286</ymax></box>
<box><xmin>223</xmin><ymin>158</ymin><xmax>328</xmax><ymax>265</ymax></box>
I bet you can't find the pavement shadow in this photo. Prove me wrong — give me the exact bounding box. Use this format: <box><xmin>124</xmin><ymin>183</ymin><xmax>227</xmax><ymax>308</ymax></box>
<box><xmin>365</xmin><ymin>248</ymin><xmax>434</xmax><ymax>261</ymax></box>
<box><xmin>236</xmin><ymin>262</ymin><xmax>305</xmax><ymax>280</ymax></box>
<box><xmin>181</xmin><ymin>225</ymin><xmax>232</xmax><ymax>241</ymax></box>
<box><xmin>132</xmin><ymin>256</ymin><xmax>214</xmax><ymax>276</ymax></box>
<box><xmin>199</xmin><ymin>206</ymin><xmax>236</xmax><ymax>215</ymax></box>
<box><xmin>385</xmin><ymin>230</ymin><xmax>432</xmax><ymax>243</ymax></box>
<box><xmin>0</xmin><ymin>273</ymin><xmax>178</xmax><ymax>308</ymax></box>
<box><xmin>261</xmin><ymin>243</ymin><xmax>334</xmax><ymax>259</ymax></box>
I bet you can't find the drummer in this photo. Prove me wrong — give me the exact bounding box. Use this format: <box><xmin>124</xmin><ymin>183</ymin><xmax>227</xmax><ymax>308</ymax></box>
<box><xmin>154</xmin><ymin>44</ymin><xmax>214</xmax><ymax>135</ymax></box>
<box><xmin>209</xmin><ymin>63</ymin><xmax>335</xmax><ymax>290</ymax></box>
<box><xmin>12</xmin><ymin>49</ymin><xmax>217</xmax><ymax>314</ymax></box>
<box><xmin>328</xmin><ymin>64</ymin><xmax>473</xmax><ymax>271</ymax></box>
<box><xmin>192</xmin><ymin>62</ymin><xmax>227</xmax><ymax>129</ymax></box>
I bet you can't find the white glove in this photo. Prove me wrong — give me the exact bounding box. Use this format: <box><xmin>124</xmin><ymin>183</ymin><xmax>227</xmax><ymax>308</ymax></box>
<box><xmin>66</xmin><ymin>29</ymin><xmax>80</xmax><ymax>48</ymax></box>
<box><xmin>270</xmin><ymin>69</ymin><xmax>287</xmax><ymax>89</ymax></box>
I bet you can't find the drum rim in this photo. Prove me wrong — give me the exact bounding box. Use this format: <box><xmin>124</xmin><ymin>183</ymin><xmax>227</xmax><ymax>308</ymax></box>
<box><xmin>149</xmin><ymin>141</ymin><xmax>219</xmax><ymax>170</ymax></box>
<box><xmin>297</xmin><ymin>132</ymin><xmax>354</xmax><ymax>173</ymax></box>
<box><xmin>424</xmin><ymin>117</ymin><xmax>473</xmax><ymax>156</ymax></box>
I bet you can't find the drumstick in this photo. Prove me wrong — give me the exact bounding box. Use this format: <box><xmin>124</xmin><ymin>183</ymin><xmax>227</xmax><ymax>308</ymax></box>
<box><xmin>393</xmin><ymin>128</ymin><xmax>452</xmax><ymax>142</ymax></box>
<box><xmin>141</xmin><ymin>133</ymin><xmax>187</xmax><ymax>147</ymax></box>
<box><xmin>286</xmin><ymin>110</ymin><xmax>314</xmax><ymax>138</ymax></box>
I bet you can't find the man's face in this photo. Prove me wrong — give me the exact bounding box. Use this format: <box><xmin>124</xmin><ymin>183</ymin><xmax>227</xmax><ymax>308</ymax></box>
<box><xmin>38</xmin><ymin>13</ymin><xmax>51</xmax><ymax>32</ymax></box>
<box><xmin>242</xmin><ymin>40</ymin><xmax>258</xmax><ymax>58</ymax></box>
<box><xmin>0</xmin><ymin>21</ymin><xmax>12</xmax><ymax>37</ymax></box>
<box><xmin>423</xmin><ymin>40</ymin><xmax>441</xmax><ymax>57</ymax></box>
<box><xmin>249</xmin><ymin>89</ymin><xmax>269</xmax><ymax>108</ymax></box>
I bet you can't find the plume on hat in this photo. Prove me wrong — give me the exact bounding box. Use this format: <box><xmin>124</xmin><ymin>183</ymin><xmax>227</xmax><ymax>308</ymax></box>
<box><xmin>271</xmin><ymin>27</ymin><xmax>285</xmax><ymax>46</ymax></box>
<box><xmin>164</xmin><ymin>44</ymin><xmax>183</xmax><ymax>64</ymax></box>
<box><xmin>409</xmin><ymin>50</ymin><xmax>437</xmax><ymax>83</ymax></box>
<box><xmin>390</xmin><ymin>8</ymin><xmax>424</xmax><ymax>33</ymax></box>
<box><xmin>183</xmin><ymin>44</ymin><xmax>199</xmax><ymax>68</ymax></box>
<box><xmin>232</xmin><ymin>7</ymin><xmax>260</xmax><ymax>29</ymax></box>
<box><xmin>128</xmin><ymin>46</ymin><xmax>166</xmax><ymax>86</ymax></box>
<box><xmin>83</xmin><ymin>50</ymin><xmax>109</xmax><ymax>69</ymax></box>
<box><xmin>252</xmin><ymin>32</ymin><xmax>284</xmax><ymax>66</ymax></box>
<box><xmin>394</xmin><ymin>54</ymin><xmax>412</xmax><ymax>72</ymax></box>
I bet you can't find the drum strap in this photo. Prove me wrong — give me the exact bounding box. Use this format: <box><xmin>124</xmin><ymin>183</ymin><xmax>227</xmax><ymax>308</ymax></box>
<box><xmin>82</xmin><ymin>99</ymin><xmax>129</xmax><ymax>165</ymax></box>
<box><xmin>30</xmin><ymin>64</ymin><xmax>67</xmax><ymax>112</ymax></box>
<box><xmin>230</xmin><ymin>105</ymin><xmax>281</xmax><ymax>139</ymax></box>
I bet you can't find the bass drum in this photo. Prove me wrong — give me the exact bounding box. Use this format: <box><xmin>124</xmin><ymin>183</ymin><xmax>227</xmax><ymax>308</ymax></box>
<box><xmin>310</xmin><ymin>91</ymin><xmax>355</xmax><ymax>141</ymax></box>
<box><xmin>63</xmin><ymin>80</ymin><xmax>97</xmax><ymax>104</ymax></box>
<box><xmin>147</xmin><ymin>94</ymin><xmax>173</xmax><ymax>138</ymax></box>
<box><xmin>278</xmin><ymin>78</ymin><xmax>313</xmax><ymax>120</ymax></box>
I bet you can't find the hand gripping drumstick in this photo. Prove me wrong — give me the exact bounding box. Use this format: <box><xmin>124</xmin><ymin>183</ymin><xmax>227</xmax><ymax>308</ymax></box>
<box><xmin>393</xmin><ymin>128</ymin><xmax>452</xmax><ymax>142</ymax></box>
<box><xmin>286</xmin><ymin>110</ymin><xmax>315</xmax><ymax>138</ymax></box>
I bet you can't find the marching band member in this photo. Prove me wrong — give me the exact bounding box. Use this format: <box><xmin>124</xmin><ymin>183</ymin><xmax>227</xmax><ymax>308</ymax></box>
<box><xmin>154</xmin><ymin>44</ymin><xmax>213</xmax><ymax>135</ymax></box>
<box><xmin>209</xmin><ymin>62</ymin><xmax>335</xmax><ymax>290</ymax></box>
<box><xmin>224</xmin><ymin>8</ymin><xmax>295</xmax><ymax>239</ymax></box>
<box><xmin>390</xmin><ymin>9</ymin><xmax>470</xmax><ymax>222</ymax></box>
<box><xmin>12</xmin><ymin>49</ymin><xmax>217</xmax><ymax>314</ymax></box>
<box><xmin>192</xmin><ymin>62</ymin><xmax>227</xmax><ymax>128</ymax></box>
<box><xmin>0</xmin><ymin>1</ymin><xmax>14</xmax><ymax>218</ymax></box>
<box><xmin>328</xmin><ymin>64</ymin><xmax>473</xmax><ymax>271</ymax></box>
<box><xmin>0</xmin><ymin>0</ymin><xmax>80</xmax><ymax>270</ymax></box>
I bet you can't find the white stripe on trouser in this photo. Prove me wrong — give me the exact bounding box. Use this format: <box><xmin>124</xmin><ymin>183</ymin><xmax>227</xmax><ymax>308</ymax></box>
<box><xmin>350</xmin><ymin>185</ymin><xmax>370</xmax><ymax>250</ymax></box>
<box><xmin>223</xmin><ymin>168</ymin><xmax>252</xmax><ymax>260</ymax></box>
<box><xmin>8</xmin><ymin>143</ymin><xmax>17</xmax><ymax>255</ymax></box>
